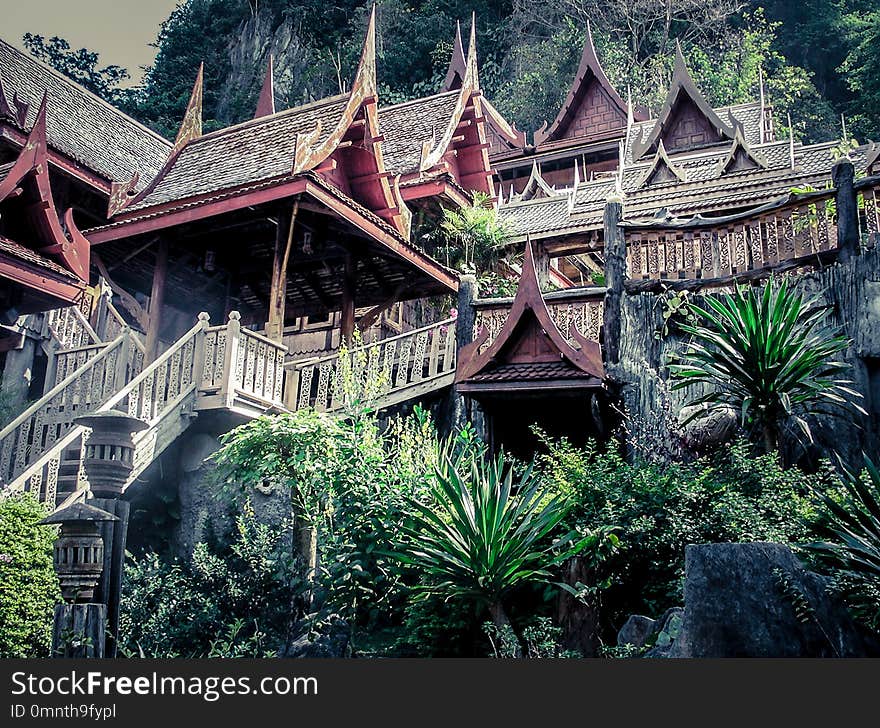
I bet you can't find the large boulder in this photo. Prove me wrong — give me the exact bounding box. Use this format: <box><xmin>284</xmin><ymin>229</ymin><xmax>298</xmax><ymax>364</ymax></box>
<box><xmin>666</xmin><ymin>543</ymin><xmax>880</xmax><ymax>658</ymax></box>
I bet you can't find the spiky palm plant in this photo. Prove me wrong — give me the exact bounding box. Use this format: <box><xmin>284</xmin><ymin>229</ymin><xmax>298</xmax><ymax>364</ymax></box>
<box><xmin>668</xmin><ymin>277</ymin><xmax>863</xmax><ymax>454</ymax></box>
<box><xmin>807</xmin><ymin>456</ymin><xmax>880</xmax><ymax>580</ymax></box>
<box><xmin>391</xmin><ymin>453</ymin><xmax>599</xmax><ymax>655</ymax></box>
<box><xmin>440</xmin><ymin>192</ymin><xmax>510</xmax><ymax>274</ymax></box>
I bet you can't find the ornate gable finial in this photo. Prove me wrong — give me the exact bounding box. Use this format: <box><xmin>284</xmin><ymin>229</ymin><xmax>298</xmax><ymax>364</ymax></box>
<box><xmin>172</xmin><ymin>63</ymin><xmax>204</xmax><ymax>156</ymax></box>
<box><xmin>351</xmin><ymin>4</ymin><xmax>377</xmax><ymax>99</ymax></box>
<box><xmin>464</xmin><ymin>12</ymin><xmax>479</xmax><ymax>90</ymax></box>
<box><xmin>0</xmin><ymin>92</ymin><xmax>49</xmax><ymax>203</ymax></box>
<box><xmin>443</xmin><ymin>20</ymin><xmax>467</xmax><ymax>91</ymax></box>
<box><xmin>254</xmin><ymin>55</ymin><xmax>276</xmax><ymax>119</ymax></box>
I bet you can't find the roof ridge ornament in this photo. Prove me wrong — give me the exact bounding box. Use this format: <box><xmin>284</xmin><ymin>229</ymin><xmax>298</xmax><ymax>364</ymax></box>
<box><xmin>518</xmin><ymin>161</ymin><xmax>559</xmax><ymax>201</ymax></box>
<box><xmin>254</xmin><ymin>55</ymin><xmax>276</xmax><ymax>119</ymax></box>
<box><xmin>714</xmin><ymin>125</ymin><xmax>768</xmax><ymax>176</ymax></box>
<box><xmin>631</xmin><ymin>43</ymin><xmax>735</xmax><ymax>161</ymax></box>
<box><xmin>442</xmin><ymin>20</ymin><xmax>467</xmax><ymax>92</ymax></box>
<box><xmin>171</xmin><ymin>63</ymin><xmax>204</xmax><ymax>157</ymax></box>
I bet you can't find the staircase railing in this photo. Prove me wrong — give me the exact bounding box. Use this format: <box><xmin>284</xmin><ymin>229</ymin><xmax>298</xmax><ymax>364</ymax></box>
<box><xmin>0</xmin><ymin>332</ymin><xmax>131</xmax><ymax>485</ymax></box>
<box><xmin>3</xmin><ymin>315</ymin><xmax>210</xmax><ymax>505</ymax></box>
<box><xmin>46</xmin><ymin>306</ymin><xmax>100</xmax><ymax>349</ymax></box>
<box><xmin>285</xmin><ymin>317</ymin><xmax>457</xmax><ymax>412</ymax></box>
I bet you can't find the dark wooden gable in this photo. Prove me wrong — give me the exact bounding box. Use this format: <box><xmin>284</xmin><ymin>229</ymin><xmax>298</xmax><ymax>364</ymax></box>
<box><xmin>639</xmin><ymin>140</ymin><xmax>686</xmax><ymax>188</ymax></box>
<box><xmin>715</xmin><ymin>128</ymin><xmax>767</xmax><ymax>176</ymax></box>
<box><xmin>456</xmin><ymin>241</ymin><xmax>604</xmax><ymax>393</ymax></box>
<box><xmin>632</xmin><ymin>45</ymin><xmax>735</xmax><ymax>161</ymax></box>
<box><xmin>534</xmin><ymin>23</ymin><xmax>638</xmax><ymax>147</ymax></box>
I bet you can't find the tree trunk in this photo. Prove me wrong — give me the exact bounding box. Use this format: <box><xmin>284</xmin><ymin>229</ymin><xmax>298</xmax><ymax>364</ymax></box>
<box><xmin>488</xmin><ymin>601</ymin><xmax>522</xmax><ymax>658</ymax></box>
<box><xmin>556</xmin><ymin>556</ymin><xmax>600</xmax><ymax>656</ymax></box>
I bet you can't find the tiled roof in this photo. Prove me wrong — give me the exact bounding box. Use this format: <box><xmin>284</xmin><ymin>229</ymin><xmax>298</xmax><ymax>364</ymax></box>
<box><xmin>0</xmin><ymin>38</ymin><xmax>171</xmax><ymax>184</ymax></box>
<box><xmin>467</xmin><ymin>360</ymin><xmax>596</xmax><ymax>382</ymax></box>
<box><xmin>0</xmin><ymin>235</ymin><xmax>81</xmax><ymax>280</ymax></box>
<box><xmin>499</xmin><ymin>138</ymin><xmax>868</xmax><ymax>240</ymax></box>
<box><xmin>380</xmin><ymin>91</ymin><xmax>459</xmax><ymax>175</ymax></box>
<box><xmin>125</xmin><ymin>95</ymin><xmax>350</xmax><ymax>212</ymax></box>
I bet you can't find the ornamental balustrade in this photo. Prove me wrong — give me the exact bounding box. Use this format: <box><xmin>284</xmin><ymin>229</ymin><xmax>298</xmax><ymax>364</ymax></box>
<box><xmin>285</xmin><ymin>317</ymin><xmax>457</xmax><ymax>412</ymax></box>
<box><xmin>473</xmin><ymin>288</ymin><xmax>605</xmax><ymax>350</ymax></box>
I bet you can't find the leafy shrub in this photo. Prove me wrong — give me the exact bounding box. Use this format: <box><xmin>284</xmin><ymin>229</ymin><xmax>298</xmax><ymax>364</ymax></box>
<box><xmin>119</xmin><ymin>502</ymin><xmax>297</xmax><ymax>657</ymax></box>
<box><xmin>537</xmin><ymin>436</ymin><xmax>829</xmax><ymax>639</ymax></box>
<box><xmin>0</xmin><ymin>493</ymin><xmax>59</xmax><ymax>658</ymax></box>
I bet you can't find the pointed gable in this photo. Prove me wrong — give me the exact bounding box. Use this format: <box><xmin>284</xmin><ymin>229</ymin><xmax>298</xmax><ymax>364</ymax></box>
<box><xmin>639</xmin><ymin>140</ymin><xmax>686</xmax><ymax>187</ymax></box>
<box><xmin>632</xmin><ymin>45</ymin><xmax>736</xmax><ymax>161</ymax></box>
<box><xmin>456</xmin><ymin>241</ymin><xmax>604</xmax><ymax>392</ymax></box>
<box><xmin>534</xmin><ymin>23</ymin><xmax>639</xmax><ymax>146</ymax></box>
<box><xmin>517</xmin><ymin>162</ymin><xmax>560</xmax><ymax>201</ymax></box>
<box><xmin>0</xmin><ymin>95</ymin><xmax>89</xmax><ymax>281</ymax></box>
<box><xmin>442</xmin><ymin>21</ymin><xmax>467</xmax><ymax>92</ymax></box>
<box><xmin>715</xmin><ymin>126</ymin><xmax>767</xmax><ymax>176</ymax></box>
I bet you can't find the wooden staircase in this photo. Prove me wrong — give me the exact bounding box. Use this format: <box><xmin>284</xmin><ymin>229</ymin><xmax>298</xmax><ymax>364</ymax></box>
<box><xmin>1</xmin><ymin>311</ymin><xmax>458</xmax><ymax>510</ymax></box>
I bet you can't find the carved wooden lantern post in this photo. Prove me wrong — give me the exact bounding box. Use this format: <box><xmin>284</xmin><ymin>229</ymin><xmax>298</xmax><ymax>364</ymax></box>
<box><xmin>40</xmin><ymin>502</ymin><xmax>118</xmax><ymax>603</ymax></box>
<box><xmin>73</xmin><ymin>410</ymin><xmax>149</xmax><ymax>498</ymax></box>
<box><xmin>40</xmin><ymin>502</ymin><xmax>118</xmax><ymax>658</ymax></box>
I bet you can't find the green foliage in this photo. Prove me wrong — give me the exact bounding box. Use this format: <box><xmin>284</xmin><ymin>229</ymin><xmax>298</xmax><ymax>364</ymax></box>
<box><xmin>668</xmin><ymin>277</ymin><xmax>861</xmax><ymax>452</ymax></box>
<box><xmin>119</xmin><ymin>501</ymin><xmax>295</xmax><ymax>657</ymax></box>
<box><xmin>537</xmin><ymin>435</ymin><xmax>827</xmax><ymax>636</ymax></box>
<box><xmin>22</xmin><ymin>34</ymin><xmax>130</xmax><ymax>105</ymax></box>
<box><xmin>439</xmin><ymin>192</ymin><xmax>511</xmax><ymax>275</ymax></box>
<box><xmin>0</xmin><ymin>494</ymin><xmax>59</xmax><ymax>658</ymax></box>
<box><xmin>390</xmin><ymin>451</ymin><xmax>606</xmax><ymax>611</ymax></box>
<box><xmin>484</xmin><ymin>616</ymin><xmax>580</xmax><ymax>658</ymax></box>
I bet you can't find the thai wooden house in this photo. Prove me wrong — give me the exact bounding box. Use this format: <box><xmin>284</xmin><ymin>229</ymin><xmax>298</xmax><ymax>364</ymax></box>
<box><xmin>0</xmin><ymin>12</ymin><xmax>879</xmax><ymax>510</ymax></box>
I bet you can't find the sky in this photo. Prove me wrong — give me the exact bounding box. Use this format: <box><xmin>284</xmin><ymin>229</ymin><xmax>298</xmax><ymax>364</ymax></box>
<box><xmin>2</xmin><ymin>0</ymin><xmax>182</xmax><ymax>85</ymax></box>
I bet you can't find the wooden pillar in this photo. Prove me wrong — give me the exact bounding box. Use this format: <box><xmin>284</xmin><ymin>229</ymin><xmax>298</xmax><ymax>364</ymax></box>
<box><xmin>144</xmin><ymin>237</ymin><xmax>168</xmax><ymax>363</ymax></box>
<box><xmin>533</xmin><ymin>243</ymin><xmax>551</xmax><ymax>289</ymax></box>
<box><xmin>52</xmin><ymin>604</ymin><xmax>106</xmax><ymax>658</ymax></box>
<box><xmin>267</xmin><ymin>200</ymin><xmax>299</xmax><ymax>342</ymax></box>
<box><xmin>833</xmin><ymin>159</ymin><xmax>859</xmax><ymax>262</ymax></box>
<box><xmin>92</xmin><ymin>498</ymin><xmax>129</xmax><ymax>659</ymax></box>
<box><xmin>340</xmin><ymin>253</ymin><xmax>357</xmax><ymax>344</ymax></box>
<box><xmin>452</xmin><ymin>275</ymin><xmax>479</xmax><ymax>432</ymax></box>
<box><xmin>603</xmin><ymin>198</ymin><xmax>626</xmax><ymax>367</ymax></box>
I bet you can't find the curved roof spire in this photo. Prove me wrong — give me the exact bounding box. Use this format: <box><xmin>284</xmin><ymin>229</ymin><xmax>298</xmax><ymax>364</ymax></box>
<box><xmin>534</xmin><ymin>21</ymin><xmax>642</xmax><ymax>146</ymax></box>
<box><xmin>254</xmin><ymin>55</ymin><xmax>275</xmax><ymax>118</ymax></box>
<box><xmin>443</xmin><ymin>20</ymin><xmax>467</xmax><ymax>91</ymax></box>
<box><xmin>172</xmin><ymin>63</ymin><xmax>204</xmax><ymax>156</ymax></box>
<box><xmin>631</xmin><ymin>43</ymin><xmax>735</xmax><ymax>160</ymax></box>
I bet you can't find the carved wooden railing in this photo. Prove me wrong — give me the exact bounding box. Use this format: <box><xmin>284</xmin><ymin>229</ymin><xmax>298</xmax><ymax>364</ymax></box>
<box><xmin>473</xmin><ymin>288</ymin><xmax>605</xmax><ymax>352</ymax></box>
<box><xmin>3</xmin><ymin>317</ymin><xmax>210</xmax><ymax>505</ymax></box>
<box><xmin>622</xmin><ymin>176</ymin><xmax>880</xmax><ymax>283</ymax></box>
<box><xmin>624</xmin><ymin>188</ymin><xmax>840</xmax><ymax>281</ymax></box>
<box><xmin>0</xmin><ymin>332</ymin><xmax>131</xmax><ymax>487</ymax></box>
<box><xmin>285</xmin><ymin>317</ymin><xmax>457</xmax><ymax>412</ymax></box>
<box><xmin>46</xmin><ymin>305</ymin><xmax>100</xmax><ymax>349</ymax></box>
<box><xmin>199</xmin><ymin>312</ymin><xmax>287</xmax><ymax>413</ymax></box>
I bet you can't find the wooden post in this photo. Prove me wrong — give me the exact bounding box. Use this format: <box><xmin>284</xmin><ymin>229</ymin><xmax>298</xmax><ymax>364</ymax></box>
<box><xmin>833</xmin><ymin>159</ymin><xmax>859</xmax><ymax>262</ymax></box>
<box><xmin>113</xmin><ymin>327</ymin><xmax>132</xmax><ymax>389</ymax></box>
<box><xmin>340</xmin><ymin>253</ymin><xmax>357</xmax><ymax>344</ymax></box>
<box><xmin>221</xmin><ymin>311</ymin><xmax>242</xmax><ymax>408</ymax></box>
<box><xmin>91</xmin><ymin>498</ymin><xmax>129</xmax><ymax>658</ymax></box>
<box><xmin>51</xmin><ymin>604</ymin><xmax>106</xmax><ymax>658</ymax></box>
<box><xmin>533</xmin><ymin>243</ymin><xmax>551</xmax><ymax>289</ymax></box>
<box><xmin>452</xmin><ymin>275</ymin><xmax>478</xmax><ymax>431</ymax></box>
<box><xmin>192</xmin><ymin>312</ymin><xmax>210</xmax><ymax>392</ymax></box>
<box><xmin>267</xmin><ymin>200</ymin><xmax>299</xmax><ymax>342</ymax></box>
<box><xmin>144</xmin><ymin>237</ymin><xmax>169</xmax><ymax>363</ymax></box>
<box><xmin>603</xmin><ymin>198</ymin><xmax>626</xmax><ymax>367</ymax></box>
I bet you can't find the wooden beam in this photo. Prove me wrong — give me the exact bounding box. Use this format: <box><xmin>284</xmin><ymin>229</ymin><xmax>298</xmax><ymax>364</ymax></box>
<box><xmin>356</xmin><ymin>281</ymin><xmax>408</xmax><ymax>332</ymax></box>
<box><xmin>340</xmin><ymin>253</ymin><xmax>357</xmax><ymax>343</ymax></box>
<box><xmin>144</xmin><ymin>237</ymin><xmax>169</xmax><ymax>363</ymax></box>
<box><xmin>266</xmin><ymin>198</ymin><xmax>299</xmax><ymax>341</ymax></box>
<box><xmin>92</xmin><ymin>252</ymin><xmax>149</xmax><ymax>331</ymax></box>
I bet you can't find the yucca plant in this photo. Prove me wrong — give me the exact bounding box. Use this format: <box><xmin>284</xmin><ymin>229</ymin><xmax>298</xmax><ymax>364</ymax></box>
<box><xmin>806</xmin><ymin>455</ymin><xmax>880</xmax><ymax>581</ymax></box>
<box><xmin>390</xmin><ymin>453</ymin><xmax>602</xmax><ymax>656</ymax></box>
<box><xmin>668</xmin><ymin>277</ymin><xmax>863</xmax><ymax>454</ymax></box>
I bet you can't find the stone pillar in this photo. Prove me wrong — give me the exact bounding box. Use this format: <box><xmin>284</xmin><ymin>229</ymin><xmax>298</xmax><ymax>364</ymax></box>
<box><xmin>833</xmin><ymin>159</ymin><xmax>859</xmax><ymax>262</ymax></box>
<box><xmin>602</xmin><ymin>198</ymin><xmax>626</xmax><ymax>367</ymax></box>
